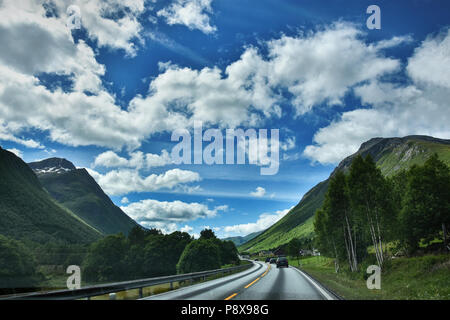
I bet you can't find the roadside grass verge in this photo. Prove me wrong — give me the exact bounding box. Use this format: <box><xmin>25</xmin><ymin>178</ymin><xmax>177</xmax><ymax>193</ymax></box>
<box><xmin>287</xmin><ymin>254</ymin><xmax>450</xmax><ymax>300</ymax></box>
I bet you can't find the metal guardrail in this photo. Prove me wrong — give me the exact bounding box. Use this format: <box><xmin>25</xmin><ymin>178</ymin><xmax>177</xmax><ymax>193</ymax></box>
<box><xmin>0</xmin><ymin>263</ymin><xmax>252</xmax><ymax>300</ymax></box>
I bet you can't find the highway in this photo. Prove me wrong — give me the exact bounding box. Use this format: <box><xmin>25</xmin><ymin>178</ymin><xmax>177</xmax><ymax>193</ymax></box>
<box><xmin>143</xmin><ymin>260</ymin><xmax>335</xmax><ymax>300</ymax></box>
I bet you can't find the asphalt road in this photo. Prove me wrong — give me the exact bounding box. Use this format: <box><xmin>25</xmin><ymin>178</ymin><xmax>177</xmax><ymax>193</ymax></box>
<box><xmin>143</xmin><ymin>261</ymin><xmax>335</xmax><ymax>300</ymax></box>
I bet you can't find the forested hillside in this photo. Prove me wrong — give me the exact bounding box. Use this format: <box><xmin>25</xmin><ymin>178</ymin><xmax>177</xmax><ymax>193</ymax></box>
<box><xmin>240</xmin><ymin>136</ymin><xmax>450</xmax><ymax>253</ymax></box>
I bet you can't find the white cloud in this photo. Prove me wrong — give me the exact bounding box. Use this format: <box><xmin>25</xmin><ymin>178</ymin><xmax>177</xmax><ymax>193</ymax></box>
<box><xmin>304</xmin><ymin>29</ymin><xmax>450</xmax><ymax>164</ymax></box>
<box><xmin>407</xmin><ymin>29</ymin><xmax>450</xmax><ymax>88</ymax></box>
<box><xmin>374</xmin><ymin>35</ymin><xmax>413</xmax><ymax>50</ymax></box>
<box><xmin>223</xmin><ymin>208</ymin><xmax>291</xmax><ymax>236</ymax></box>
<box><xmin>280</xmin><ymin>136</ymin><xmax>296</xmax><ymax>151</ymax></box>
<box><xmin>180</xmin><ymin>225</ymin><xmax>194</xmax><ymax>233</ymax></box>
<box><xmin>121</xmin><ymin>199</ymin><xmax>227</xmax><ymax>226</ymax></box>
<box><xmin>93</xmin><ymin>150</ymin><xmax>173</xmax><ymax>169</ymax></box>
<box><xmin>157</xmin><ymin>0</ymin><xmax>216</xmax><ymax>34</ymax></box>
<box><xmin>250</xmin><ymin>186</ymin><xmax>266</xmax><ymax>198</ymax></box>
<box><xmin>260</xmin><ymin>22</ymin><xmax>402</xmax><ymax>115</ymax></box>
<box><xmin>6</xmin><ymin>148</ymin><xmax>22</xmax><ymax>158</ymax></box>
<box><xmin>87</xmin><ymin>168</ymin><xmax>201</xmax><ymax>196</ymax></box>
<box><xmin>0</xmin><ymin>11</ymin><xmax>423</xmax><ymax>156</ymax></box>
<box><xmin>120</xmin><ymin>197</ymin><xmax>129</xmax><ymax>204</ymax></box>
<box><xmin>52</xmin><ymin>0</ymin><xmax>147</xmax><ymax>56</ymax></box>
<box><xmin>0</xmin><ymin>122</ymin><xmax>44</xmax><ymax>149</ymax></box>
<box><xmin>140</xmin><ymin>221</ymin><xmax>179</xmax><ymax>234</ymax></box>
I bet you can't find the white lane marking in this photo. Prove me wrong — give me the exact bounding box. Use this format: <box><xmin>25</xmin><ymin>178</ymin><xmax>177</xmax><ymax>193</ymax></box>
<box><xmin>290</xmin><ymin>266</ymin><xmax>335</xmax><ymax>300</ymax></box>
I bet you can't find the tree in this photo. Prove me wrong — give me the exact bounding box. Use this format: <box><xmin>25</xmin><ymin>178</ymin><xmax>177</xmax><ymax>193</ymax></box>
<box><xmin>326</xmin><ymin>171</ymin><xmax>360</xmax><ymax>272</ymax></box>
<box><xmin>400</xmin><ymin>154</ymin><xmax>450</xmax><ymax>252</ymax></box>
<box><xmin>315</xmin><ymin>206</ymin><xmax>341</xmax><ymax>273</ymax></box>
<box><xmin>286</xmin><ymin>238</ymin><xmax>301</xmax><ymax>257</ymax></box>
<box><xmin>177</xmin><ymin>239</ymin><xmax>221</xmax><ymax>274</ymax></box>
<box><xmin>83</xmin><ymin>233</ymin><xmax>129</xmax><ymax>283</ymax></box>
<box><xmin>348</xmin><ymin>155</ymin><xmax>392</xmax><ymax>268</ymax></box>
<box><xmin>0</xmin><ymin>235</ymin><xmax>41</xmax><ymax>293</ymax></box>
<box><xmin>164</xmin><ymin>231</ymin><xmax>193</xmax><ymax>273</ymax></box>
<box><xmin>218</xmin><ymin>240</ymin><xmax>239</xmax><ymax>265</ymax></box>
<box><xmin>128</xmin><ymin>226</ymin><xmax>150</xmax><ymax>246</ymax></box>
<box><xmin>199</xmin><ymin>229</ymin><xmax>217</xmax><ymax>240</ymax></box>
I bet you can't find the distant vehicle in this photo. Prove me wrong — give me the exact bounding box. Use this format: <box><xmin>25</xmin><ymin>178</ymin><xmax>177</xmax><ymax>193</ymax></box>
<box><xmin>254</xmin><ymin>258</ymin><xmax>259</xmax><ymax>261</ymax></box>
<box><xmin>276</xmin><ymin>257</ymin><xmax>288</xmax><ymax>268</ymax></box>
<box><xmin>269</xmin><ymin>258</ymin><xmax>277</xmax><ymax>264</ymax></box>
<box><xmin>265</xmin><ymin>257</ymin><xmax>271</xmax><ymax>263</ymax></box>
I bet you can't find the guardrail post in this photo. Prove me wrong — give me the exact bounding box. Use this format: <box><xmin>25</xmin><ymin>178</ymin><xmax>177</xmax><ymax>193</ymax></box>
<box><xmin>170</xmin><ymin>282</ymin><xmax>173</xmax><ymax>290</ymax></box>
<box><xmin>138</xmin><ymin>288</ymin><xmax>143</xmax><ymax>299</ymax></box>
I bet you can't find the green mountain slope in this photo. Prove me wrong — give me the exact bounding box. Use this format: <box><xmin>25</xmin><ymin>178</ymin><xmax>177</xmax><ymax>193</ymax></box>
<box><xmin>28</xmin><ymin>158</ymin><xmax>138</xmax><ymax>235</ymax></box>
<box><xmin>222</xmin><ymin>230</ymin><xmax>264</xmax><ymax>246</ymax></box>
<box><xmin>239</xmin><ymin>135</ymin><xmax>450</xmax><ymax>253</ymax></box>
<box><xmin>0</xmin><ymin>147</ymin><xmax>101</xmax><ymax>244</ymax></box>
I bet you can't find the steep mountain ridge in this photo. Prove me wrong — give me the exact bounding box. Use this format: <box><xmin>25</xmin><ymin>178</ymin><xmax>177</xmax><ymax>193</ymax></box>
<box><xmin>29</xmin><ymin>158</ymin><xmax>138</xmax><ymax>235</ymax></box>
<box><xmin>0</xmin><ymin>147</ymin><xmax>101</xmax><ymax>244</ymax></box>
<box><xmin>239</xmin><ymin>135</ymin><xmax>450</xmax><ymax>253</ymax></box>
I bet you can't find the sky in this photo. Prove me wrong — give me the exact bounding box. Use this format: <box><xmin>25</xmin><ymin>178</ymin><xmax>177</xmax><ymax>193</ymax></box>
<box><xmin>0</xmin><ymin>0</ymin><xmax>449</xmax><ymax>239</ymax></box>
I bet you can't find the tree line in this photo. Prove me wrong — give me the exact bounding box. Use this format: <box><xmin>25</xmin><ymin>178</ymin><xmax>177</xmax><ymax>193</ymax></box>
<box><xmin>83</xmin><ymin>227</ymin><xmax>239</xmax><ymax>283</ymax></box>
<box><xmin>314</xmin><ymin>154</ymin><xmax>450</xmax><ymax>273</ymax></box>
<box><xmin>0</xmin><ymin>228</ymin><xmax>239</xmax><ymax>292</ymax></box>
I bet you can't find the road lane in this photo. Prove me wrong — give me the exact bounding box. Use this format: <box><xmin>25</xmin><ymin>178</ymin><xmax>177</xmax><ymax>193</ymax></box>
<box><xmin>234</xmin><ymin>264</ymin><xmax>325</xmax><ymax>300</ymax></box>
<box><xmin>143</xmin><ymin>261</ymin><xmax>268</xmax><ymax>300</ymax></box>
<box><xmin>144</xmin><ymin>261</ymin><xmax>333</xmax><ymax>300</ymax></box>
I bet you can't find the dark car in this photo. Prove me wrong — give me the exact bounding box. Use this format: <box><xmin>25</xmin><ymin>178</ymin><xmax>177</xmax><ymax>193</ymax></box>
<box><xmin>276</xmin><ymin>257</ymin><xmax>288</xmax><ymax>268</ymax></box>
<box><xmin>269</xmin><ymin>258</ymin><xmax>277</xmax><ymax>264</ymax></box>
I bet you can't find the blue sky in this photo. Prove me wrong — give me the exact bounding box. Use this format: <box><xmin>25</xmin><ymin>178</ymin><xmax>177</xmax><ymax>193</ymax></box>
<box><xmin>0</xmin><ymin>0</ymin><xmax>449</xmax><ymax>238</ymax></box>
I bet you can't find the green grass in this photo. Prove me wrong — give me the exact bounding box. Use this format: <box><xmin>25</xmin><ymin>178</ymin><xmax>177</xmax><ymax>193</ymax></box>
<box><xmin>289</xmin><ymin>254</ymin><xmax>450</xmax><ymax>300</ymax></box>
<box><xmin>377</xmin><ymin>139</ymin><xmax>450</xmax><ymax>176</ymax></box>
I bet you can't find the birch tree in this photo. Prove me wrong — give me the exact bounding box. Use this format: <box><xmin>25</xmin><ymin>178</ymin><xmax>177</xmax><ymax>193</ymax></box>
<box><xmin>348</xmin><ymin>155</ymin><xmax>391</xmax><ymax>268</ymax></box>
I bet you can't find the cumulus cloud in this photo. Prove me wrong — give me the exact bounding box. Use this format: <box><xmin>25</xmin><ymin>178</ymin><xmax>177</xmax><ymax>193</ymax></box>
<box><xmin>250</xmin><ymin>186</ymin><xmax>266</xmax><ymax>198</ymax></box>
<box><xmin>407</xmin><ymin>29</ymin><xmax>450</xmax><ymax>88</ymax></box>
<box><xmin>121</xmin><ymin>199</ymin><xmax>227</xmax><ymax>233</ymax></box>
<box><xmin>304</xmin><ymin>29</ymin><xmax>450</xmax><ymax>164</ymax></box>
<box><xmin>260</xmin><ymin>22</ymin><xmax>401</xmax><ymax>115</ymax></box>
<box><xmin>223</xmin><ymin>208</ymin><xmax>291</xmax><ymax>236</ymax></box>
<box><xmin>87</xmin><ymin>168</ymin><xmax>201</xmax><ymax>196</ymax></box>
<box><xmin>93</xmin><ymin>150</ymin><xmax>173</xmax><ymax>169</ymax></box>
<box><xmin>157</xmin><ymin>0</ymin><xmax>216</xmax><ymax>34</ymax></box>
<box><xmin>0</xmin><ymin>10</ymin><xmax>424</xmax><ymax>155</ymax></box>
<box><xmin>52</xmin><ymin>0</ymin><xmax>147</xmax><ymax>56</ymax></box>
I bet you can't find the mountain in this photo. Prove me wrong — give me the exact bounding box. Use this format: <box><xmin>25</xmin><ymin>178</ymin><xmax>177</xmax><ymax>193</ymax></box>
<box><xmin>239</xmin><ymin>135</ymin><xmax>450</xmax><ymax>253</ymax></box>
<box><xmin>28</xmin><ymin>157</ymin><xmax>76</xmax><ymax>174</ymax></box>
<box><xmin>0</xmin><ymin>147</ymin><xmax>101</xmax><ymax>244</ymax></box>
<box><xmin>222</xmin><ymin>230</ymin><xmax>264</xmax><ymax>246</ymax></box>
<box><xmin>28</xmin><ymin>158</ymin><xmax>139</xmax><ymax>235</ymax></box>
